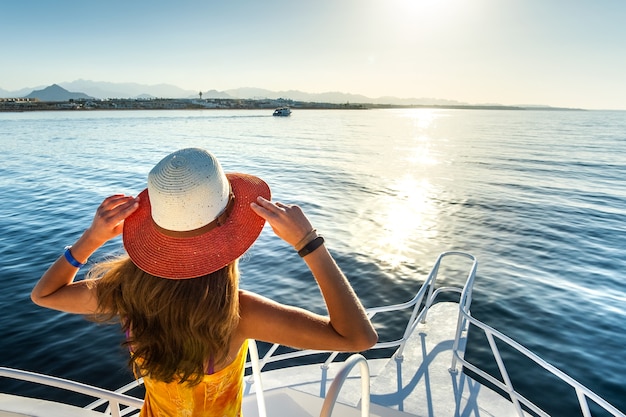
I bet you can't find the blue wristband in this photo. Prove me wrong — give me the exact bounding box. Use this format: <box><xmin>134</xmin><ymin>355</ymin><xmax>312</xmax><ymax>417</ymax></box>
<box><xmin>64</xmin><ymin>246</ymin><xmax>85</xmax><ymax>268</ymax></box>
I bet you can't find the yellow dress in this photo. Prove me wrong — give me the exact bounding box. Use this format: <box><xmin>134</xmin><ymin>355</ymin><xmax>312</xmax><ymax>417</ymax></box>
<box><xmin>140</xmin><ymin>340</ymin><xmax>248</xmax><ymax>417</ymax></box>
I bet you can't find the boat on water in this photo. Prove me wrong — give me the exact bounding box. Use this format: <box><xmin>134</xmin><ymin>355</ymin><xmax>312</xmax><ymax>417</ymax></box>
<box><xmin>1</xmin><ymin>251</ymin><xmax>624</xmax><ymax>417</ymax></box>
<box><xmin>273</xmin><ymin>107</ymin><xmax>291</xmax><ymax>116</ymax></box>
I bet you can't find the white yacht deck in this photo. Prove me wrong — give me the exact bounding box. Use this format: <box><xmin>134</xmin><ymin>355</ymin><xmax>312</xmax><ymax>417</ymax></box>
<box><xmin>241</xmin><ymin>302</ymin><xmax>523</xmax><ymax>417</ymax></box>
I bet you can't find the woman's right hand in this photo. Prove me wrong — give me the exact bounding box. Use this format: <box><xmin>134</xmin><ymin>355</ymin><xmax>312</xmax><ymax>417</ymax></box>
<box><xmin>250</xmin><ymin>196</ymin><xmax>314</xmax><ymax>248</ymax></box>
<box><xmin>84</xmin><ymin>194</ymin><xmax>139</xmax><ymax>247</ymax></box>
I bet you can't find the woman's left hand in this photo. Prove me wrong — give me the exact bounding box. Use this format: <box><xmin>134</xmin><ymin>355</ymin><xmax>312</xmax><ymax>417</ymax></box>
<box><xmin>250</xmin><ymin>196</ymin><xmax>314</xmax><ymax>248</ymax></box>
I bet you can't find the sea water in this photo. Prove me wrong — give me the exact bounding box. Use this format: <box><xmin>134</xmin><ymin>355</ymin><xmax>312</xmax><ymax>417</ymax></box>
<box><xmin>0</xmin><ymin>108</ymin><xmax>624</xmax><ymax>415</ymax></box>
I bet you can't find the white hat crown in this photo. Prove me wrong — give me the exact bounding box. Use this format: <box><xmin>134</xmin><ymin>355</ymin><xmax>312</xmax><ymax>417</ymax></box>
<box><xmin>147</xmin><ymin>148</ymin><xmax>230</xmax><ymax>232</ymax></box>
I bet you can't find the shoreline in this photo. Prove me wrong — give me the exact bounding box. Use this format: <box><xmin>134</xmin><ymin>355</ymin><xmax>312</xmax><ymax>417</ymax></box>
<box><xmin>0</xmin><ymin>98</ymin><xmax>584</xmax><ymax>113</ymax></box>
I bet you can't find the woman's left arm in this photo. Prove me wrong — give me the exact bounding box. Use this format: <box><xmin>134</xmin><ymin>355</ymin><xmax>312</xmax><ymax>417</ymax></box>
<box><xmin>31</xmin><ymin>194</ymin><xmax>138</xmax><ymax>314</ymax></box>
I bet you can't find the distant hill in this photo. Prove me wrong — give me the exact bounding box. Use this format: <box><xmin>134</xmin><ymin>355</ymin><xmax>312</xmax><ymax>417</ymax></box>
<box><xmin>3</xmin><ymin>80</ymin><xmax>468</xmax><ymax>105</ymax></box>
<box><xmin>214</xmin><ymin>87</ymin><xmax>466</xmax><ymax>106</ymax></box>
<box><xmin>220</xmin><ymin>87</ymin><xmax>370</xmax><ymax>103</ymax></box>
<box><xmin>202</xmin><ymin>89</ymin><xmax>235</xmax><ymax>99</ymax></box>
<box><xmin>25</xmin><ymin>84</ymin><xmax>93</xmax><ymax>101</ymax></box>
<box><xmin>0</xmin><ymin>79</ymin><xmax>575</xmax><ymax>109</ymax></box>
<box><xmin>0</xmin><ymin>86</ymin><xmax>39</xmax><ymax>98</ymax></box>
<box><xmin>59</xmin><ymin>79</ymin><xmax>198</xmax><ymax>99</ymax></box>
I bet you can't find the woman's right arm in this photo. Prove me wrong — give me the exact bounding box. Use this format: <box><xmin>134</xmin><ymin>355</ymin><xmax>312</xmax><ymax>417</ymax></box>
<box><xmin>31</xmin><ymin>194</ymin><xmax>138</xmax><ymax>314</ymax></box>
<box><xmin>244</xmin><ymin>197</ymin><xmax>378</xmax><ymax>352</ymax></box>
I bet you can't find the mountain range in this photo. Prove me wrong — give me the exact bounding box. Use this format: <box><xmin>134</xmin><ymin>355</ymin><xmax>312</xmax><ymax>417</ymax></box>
<box><xmin>0</xmin><ymin>79</ymin><xmax>467</xmax><ymax>106</ymax></box>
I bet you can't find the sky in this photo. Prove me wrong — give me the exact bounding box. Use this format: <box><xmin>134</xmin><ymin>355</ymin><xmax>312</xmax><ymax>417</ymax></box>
<box><xmin>2</xmin><ymin>0</ymin><xmax>626</xmax><ymax>110</ymax></box>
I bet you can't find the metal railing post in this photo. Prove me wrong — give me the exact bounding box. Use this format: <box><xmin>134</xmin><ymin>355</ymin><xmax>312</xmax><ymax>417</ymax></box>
<box><xmin>319</xmin><ymin>354</ymin><xmax>370</xmax><ymax>417</ymax></box>
<box><xmin>247</xmin><ymin>340</ymin><xmax>267</xmax><ymax>417</ymax></box>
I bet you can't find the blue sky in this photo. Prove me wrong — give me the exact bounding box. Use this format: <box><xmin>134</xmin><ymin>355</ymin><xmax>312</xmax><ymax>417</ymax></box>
<box><xmin>2</xmin><ymin>0</ymin><xmax>625</xmax><ymax>109</ymax></box>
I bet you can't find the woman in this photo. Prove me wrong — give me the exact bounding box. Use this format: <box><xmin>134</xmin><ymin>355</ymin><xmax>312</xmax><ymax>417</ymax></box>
<box><xmin>31</xmin><ymin>147</ymin><xmax>378</xmax><ymax>416</ymax></box>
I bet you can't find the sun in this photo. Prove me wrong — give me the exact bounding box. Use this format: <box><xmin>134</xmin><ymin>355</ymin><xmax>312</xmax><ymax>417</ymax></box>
<box><xmin>396</xmin><ymin>0</ymin><xmax>442</xmax><ymax>14</ymax></box>
<box><xmin>375</xmin><ymin>0</ymin><xmax>468</xmax><ymax>43</ymax></box>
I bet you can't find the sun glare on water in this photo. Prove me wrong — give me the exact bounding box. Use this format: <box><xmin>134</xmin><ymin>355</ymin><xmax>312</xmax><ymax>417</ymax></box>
<box><xmin>372</xmin><ymin>110</ymin><xmax>441</xmax><ymax>268</ymax></box>
<box><xmin>373</xmin><ymin>175</ymin><xmax>438</xmax><ymax>269</ymax></box>
<box><xmin>347</xmin><ymin>109</ymin><xmax>444</xmax><ymax>270</ymax></box>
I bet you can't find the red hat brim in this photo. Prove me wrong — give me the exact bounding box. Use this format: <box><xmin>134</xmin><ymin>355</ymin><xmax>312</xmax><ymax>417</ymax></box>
<box><xmin>123</xmin><ymin>173</ymin><xmax>270</xmax><ymax>279</ymax></box>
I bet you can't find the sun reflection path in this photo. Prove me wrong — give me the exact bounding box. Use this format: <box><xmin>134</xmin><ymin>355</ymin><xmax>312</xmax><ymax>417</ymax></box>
<box><xmin>408</xmin><ymin>137</ymin><xmax>438</xmax><ymax>166</ymax></box>
<box><xmin>372</xmin><ymin>176</ymin><xmax>438</xmax><ymax>269</ymax></box>
<box><xmin>346</xmin><ymin>108</ymin><xmax>445</xmax><ymax>272</ymax></box>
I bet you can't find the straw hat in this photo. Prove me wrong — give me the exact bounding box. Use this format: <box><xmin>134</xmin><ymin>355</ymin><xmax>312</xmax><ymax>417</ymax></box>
<box><xmin>123</xmin><ymin>148</ymin><xmax>270</xmax><ymax>279</ymax></box>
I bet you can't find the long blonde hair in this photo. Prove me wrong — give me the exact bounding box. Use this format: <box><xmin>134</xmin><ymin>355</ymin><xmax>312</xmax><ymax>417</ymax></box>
<box><xmin>87</xmin><ymin>256</ymin><xmax>240</xmax><ymax>386</ymax></box>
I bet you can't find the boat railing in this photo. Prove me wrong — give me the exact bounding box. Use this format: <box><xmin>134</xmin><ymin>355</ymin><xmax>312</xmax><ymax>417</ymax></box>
<box><xmin>247</xmin><ymin>340</ymin><xmax>268</xmax><ymax>417</ymax></box>
<box><xmin>319</xmin><ymin>354</ymin><xmax>370</xmax><ymax>417</ymax></box>
<box><xmin>450</xmin><ymin>273</ymin><xmax>626</xmax><ymax>417</ymax></box>
<box><xmin>85</xmin><ymin>379</ymin><xmax>144</xmax><ymax>415</ymax></box>
<box><xmin>0</xmin><ymin>366</ymin><xmax>143</xmax><ymax>417</ymax></box>
<box><xmin>245</xmin><ymin>250</ymin><xmax>625</xmax><ymax>417</ymax></box>
<box><xmin>245</xmin><ymin>251</ymin><xmax>477</xmax><ymax>374</ymax></box>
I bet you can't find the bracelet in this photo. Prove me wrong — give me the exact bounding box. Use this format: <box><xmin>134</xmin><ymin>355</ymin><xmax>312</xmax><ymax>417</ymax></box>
<box><xmin>297</xmin><ymin>236</ymin><xmax>325</xmax><ymax>257</ymax></box>
<box><xmin>294</xmin><ymin>229</ymin><xmax>318</xmax><ymax>251</ymax></box>
<box><xmin>64</xmin><ymin>246</ymin><xmax>86</xmax><ymax>268</ymax></box>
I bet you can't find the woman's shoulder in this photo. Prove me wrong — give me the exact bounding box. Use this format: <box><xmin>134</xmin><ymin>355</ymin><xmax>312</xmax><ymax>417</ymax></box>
<box><xmin>236</xmin><ymin>290</ymin><xmax>291</xmax><ymax>338</ymax></box>
<box><xmin>238</xmin><ymin>289</ymin><xmax>275</xmax><ymax>314</ymax></box>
